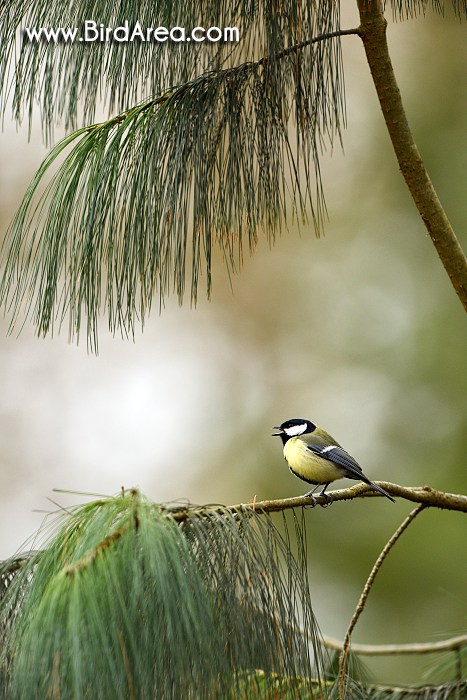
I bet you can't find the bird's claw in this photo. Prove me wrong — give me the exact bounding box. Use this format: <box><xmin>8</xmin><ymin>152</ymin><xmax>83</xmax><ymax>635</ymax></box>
<box><xmin>303</xmin><ymin>492</ymin><xmax>318</xmax><ymax>508</ymax></box>
<box><xmin>319</xmin><ymin>493</ymin><xmax>333</xmax><ymax>508</ymax></box>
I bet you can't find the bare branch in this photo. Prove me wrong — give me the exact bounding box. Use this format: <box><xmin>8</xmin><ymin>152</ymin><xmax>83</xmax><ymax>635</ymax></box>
<box><xmin>323</xmin><ymin>632</ymin><xmax>467</xmax><ymax>656</ymax></box>
<box><xmin>166</xmin><ymin>483</ymin><xmax>467</xmax><ymax>522</ymax></box>
<box><xmin>338</xmin><ymin>504</ymin><xmax>426</xmax><ymax>698</ymax></box>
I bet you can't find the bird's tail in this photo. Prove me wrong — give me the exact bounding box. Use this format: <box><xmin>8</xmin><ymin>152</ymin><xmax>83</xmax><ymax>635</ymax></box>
<box><xmin>364</xmin><ymin>479</ymin><xmax>395</xmax><ymax>503</ymax></box>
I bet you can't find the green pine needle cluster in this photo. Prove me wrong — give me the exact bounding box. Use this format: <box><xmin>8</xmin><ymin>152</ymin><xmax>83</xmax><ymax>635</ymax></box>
<box><xmin>0</xmin><ymin>491</ymin><xmax>324</xmax><ymax>699</ymax></box>
<box><xmin>0</xmin><ymin>52</ymin><xmax>343</xmax><ymax>349</ymax></box>
<box><xmin>1</xmin><ymin>1</ymin><xmax>346</xmax><ymax>348</ymax></box>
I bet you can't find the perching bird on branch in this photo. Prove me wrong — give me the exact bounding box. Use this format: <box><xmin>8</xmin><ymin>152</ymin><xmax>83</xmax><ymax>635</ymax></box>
<box><xmin>273</xmin><ymin>418</ymin><xmax>395</xmax><ymax>505</ymax></box>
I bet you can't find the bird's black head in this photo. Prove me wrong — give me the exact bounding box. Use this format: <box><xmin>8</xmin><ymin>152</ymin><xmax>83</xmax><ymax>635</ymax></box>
<box><xmin>272</xmin><ymin>418</ymin><xmax>316</xmax><ymax>445</ymax></box>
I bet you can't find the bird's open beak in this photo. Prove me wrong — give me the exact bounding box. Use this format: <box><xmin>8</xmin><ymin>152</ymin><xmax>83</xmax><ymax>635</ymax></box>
<box><xmin>272</xmin><ymin>426</ymin><xmax>283</xmax><ymax>437</ymax></box>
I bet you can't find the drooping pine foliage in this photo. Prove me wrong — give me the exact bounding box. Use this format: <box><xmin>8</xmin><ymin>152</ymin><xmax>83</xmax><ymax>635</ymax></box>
<box><xmin>0</xmin><ymin>491</ymin><xmax>325</xmax><ymax>699</ymax></box>
<box><xmin>0</xmin><ymin>1</ymin><xmax>464</xmax><ymax>348</ymax></box>
<box><xmin>0</xmin><ymin>1</ymin><xmax>345</xmax><ymax>348</ymax></box>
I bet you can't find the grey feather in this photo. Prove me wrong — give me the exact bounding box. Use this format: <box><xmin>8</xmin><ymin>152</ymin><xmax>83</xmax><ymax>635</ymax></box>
<box><xmin>306</xmin><ymin>444</ymin><xmax>364</xmax><ymax>479</ymax></box>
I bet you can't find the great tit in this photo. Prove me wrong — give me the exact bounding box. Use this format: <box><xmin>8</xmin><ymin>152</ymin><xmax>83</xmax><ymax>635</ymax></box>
<box><xmin>273</xmin><ymin>418</ymin><xmax>395</xmax><ymax>505</ymax></box>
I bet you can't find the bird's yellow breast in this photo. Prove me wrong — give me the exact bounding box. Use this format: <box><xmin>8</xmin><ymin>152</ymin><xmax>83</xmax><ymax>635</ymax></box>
<box><xmin>283</xmin><ymin>437</ymin><xmax>345</xmax><ymax>484</ymax></box>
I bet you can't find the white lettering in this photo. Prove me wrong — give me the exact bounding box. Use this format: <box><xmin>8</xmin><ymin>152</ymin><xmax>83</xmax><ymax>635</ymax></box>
<box><xmin>191</xmin><ymin>27</ymin><xmax>205</xmax><ymax>42</ymax></box>
<box><xmin>170</xmin><ymin>26</ymin><xmax>186</xmax><ymax>42</ymax></box>
<box><xmin>114</xmin><ymin>21</ymin><xmax>130</xmax><ymax>42</ymax></box>
<box><xmin>129</xmin><ymin>21</ymin><xmax>145</xmax><ymax>42</ymax></box>
<box><xmin>224</xmin><ymin>27</ymin><xmax>240</xmax><ymax>43</ymax></box>
<box><xmin>83</xmin><ymin>20</ymin><xmax>99</xmax><ymax>42</ymax></box>
<box><xmin>207</xmin><ymin>26</ymin><xmax>222</xmax><ymax>42</ymax></box>
<box><xmin>153</xmin><ymin>27</ymin><xmax>169</xmax><ymax>42</ymax></box>
<box><xmin>22</xmin><ymin>22</ymin><xmax>240</xmax><ymax>45</ymax></box>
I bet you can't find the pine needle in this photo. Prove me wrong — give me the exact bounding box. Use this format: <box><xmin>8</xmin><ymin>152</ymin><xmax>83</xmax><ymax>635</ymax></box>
<box><xmin>0</xmin><ymin>490</ymin><xmax>326</xmax><ymax>699</ymax></box>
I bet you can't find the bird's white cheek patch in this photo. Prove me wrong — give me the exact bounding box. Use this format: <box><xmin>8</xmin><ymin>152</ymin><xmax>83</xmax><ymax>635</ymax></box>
<box><xmin>284</xmin><ymin>423</ymin><xmax>308</xmax><ymax>437</ymax></box>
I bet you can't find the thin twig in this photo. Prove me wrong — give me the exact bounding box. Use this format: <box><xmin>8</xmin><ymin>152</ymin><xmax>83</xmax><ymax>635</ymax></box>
<box><xmin>323</xmin><ymin>632</ymin><xmax>467</xmax><ymax>655</ymax></box>
<box><xmin>62</xmin><ymin>526</ymin><xmax>128</xmax><ymax>575</ymax></box>
<box><xmin>338</xmin><ymin>504</ymin><xmax>426</xmax><ymax>699</ymax></box>
<box><xmin>85</xmin><ymin>28</ymin><xmax>361</xmax><ymax>134</ymax></box>
<box><xmin>256</xmin><ymin>28</ymin><xmax>361</xmax><ymax>66</ymax></box>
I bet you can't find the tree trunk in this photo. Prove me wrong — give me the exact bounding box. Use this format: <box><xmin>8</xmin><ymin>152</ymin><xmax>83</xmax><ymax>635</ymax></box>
<box><xmin>357</xmin><ymin>0</ymin><xmax>467</xmax><ymax>311</ymax></box>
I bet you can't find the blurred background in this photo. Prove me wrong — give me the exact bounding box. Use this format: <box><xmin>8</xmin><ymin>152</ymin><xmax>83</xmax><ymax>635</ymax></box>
<box><xmin>0</xmin><ymin>4</ymin><xmax>466</xmax><ymax>686</ymax></box>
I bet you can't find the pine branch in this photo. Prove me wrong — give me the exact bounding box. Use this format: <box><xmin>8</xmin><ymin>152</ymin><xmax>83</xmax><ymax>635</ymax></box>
<box><xmin>0</xmin><ymin>0</ymin><xmax>344</xmax><ymax>136</ymax></box>
<box><xmin>0</xmin><ymin>27</ymin><xmax>348</xmax><ymax>349</ymax></box>
<box><xmin>357</xmin><ymin>0</ymin><xmax>467</xmax><ymax>311</ymax></box>
<box><xmin>256</xmin><ymin>28</ymin><xmax>360</xmax><ymax>65</ymax></box>
<box><xmin>0</xmin><ymin>491</ymin><xmax>324</xmax><ymax>698</ymax></box>
<box><xmin>165</xmin><ymin>483</ymin><xmax>467</xmax><ymax>522</ymax></box>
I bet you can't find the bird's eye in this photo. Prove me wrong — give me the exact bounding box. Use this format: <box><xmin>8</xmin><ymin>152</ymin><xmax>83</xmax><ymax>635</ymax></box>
<box><xmin>284</xmin><ymin>423</ymin><xmax>308</xmax><ymax>437</ymax></box>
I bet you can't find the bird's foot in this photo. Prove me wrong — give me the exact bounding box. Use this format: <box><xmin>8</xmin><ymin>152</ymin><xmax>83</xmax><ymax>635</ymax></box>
<box><xmin>319</xmin><ymin>493</ymin><xmax>333</xmax><ymax>508</ymax></box>
<box><xmin>303</xmin><ymin>491</ymin><xmax>318</xmax><ymax>507</ymax></box>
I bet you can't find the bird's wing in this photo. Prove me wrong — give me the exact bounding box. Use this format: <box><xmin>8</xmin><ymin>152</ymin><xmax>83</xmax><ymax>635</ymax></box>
<box><xmin>306</xmin><ymin>443</ymin><xmax>364</xmax><ymax>478</ymax></box>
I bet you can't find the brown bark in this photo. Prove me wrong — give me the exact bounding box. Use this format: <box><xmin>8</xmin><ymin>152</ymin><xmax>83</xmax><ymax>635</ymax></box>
<box><xmin>167</xmin><ymin>483</ymin><xmax>467</xmax><ymax>522</ymax></box>
<box><xmin>357</xmin><ymin>0</ymin><xmax>467</xmax><ymax>311</ymax></box>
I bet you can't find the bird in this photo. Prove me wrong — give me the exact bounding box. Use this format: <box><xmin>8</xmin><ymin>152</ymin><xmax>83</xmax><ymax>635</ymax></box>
<box><xmin>273</xmin><ymin>418</ymin><xmax>395</xmax><ymax>505</ymax></box>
